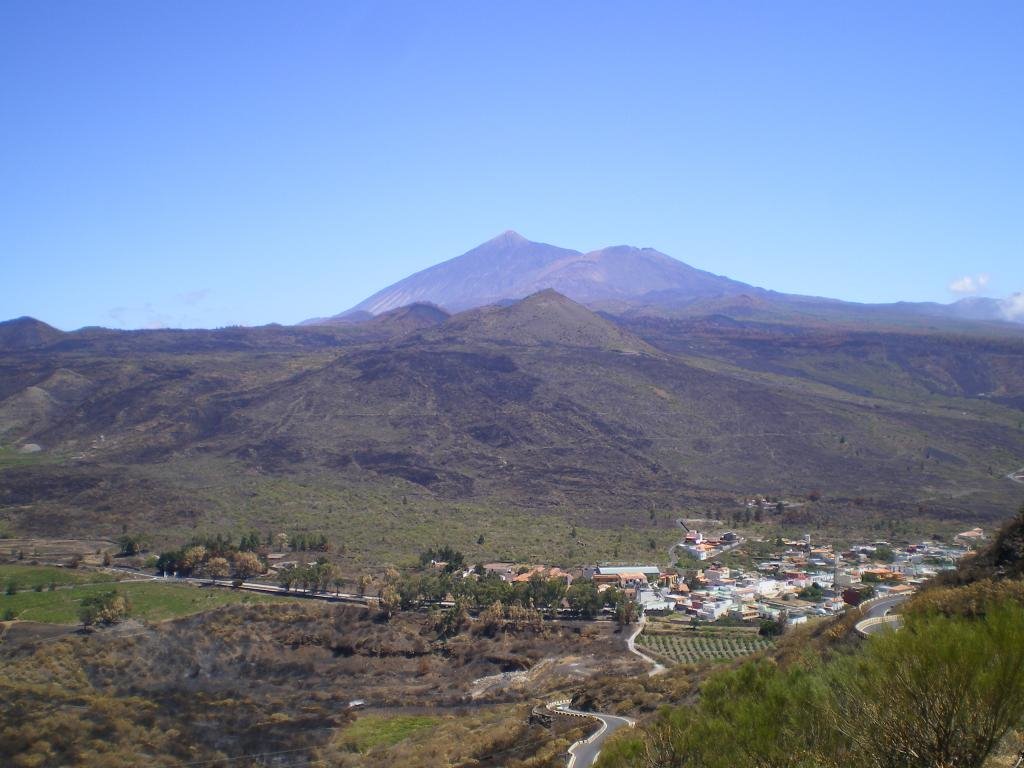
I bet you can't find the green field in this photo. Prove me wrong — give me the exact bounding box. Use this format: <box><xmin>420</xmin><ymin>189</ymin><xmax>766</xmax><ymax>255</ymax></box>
<box><xmin>0</xmin><ymin>564</ymin><xmax>121</xmax><ymax>591</ymax></box>
<box><xmin>336</xmin><ymin>714</ymin><xmax>439</xmax><ymax>752</ymax></box>
<box><xmin>0</xmin><ymin>445</ymin><xmax>58</xmax><ymax>471</ymax></box>
<box><xmin>638</xmin><ymin>628</ymin><xmax>773</xmax><ymax>664</ymax></box>
<box><xmin>0</xmin><ymin>579</ymin><xmax>288</xmax><ymax>624</ymax></box>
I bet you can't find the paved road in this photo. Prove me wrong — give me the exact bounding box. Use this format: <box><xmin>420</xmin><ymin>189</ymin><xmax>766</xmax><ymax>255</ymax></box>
<box><xmin>857</xmin><ymin>594</ymin><xmax>908</xmax><ymax>636</ymax></box>
<box><xmin>548</xmin><ymin>702</ymin><xmax>635</xmax><ymax>768</ymax></box>
<box><xmin>1008</xmin><ymin>466</ymin><xmax>1024</xmax><ymax>485</ymax></box>
<box><xmin>105</xmin><ymin>567</ymin><xmax>379</xmax><ymax>604</ymax></box>
<box><xmin>863</xmin><ymin>594</ymin><xmax>908</xmax><ymax>619</ymax></box>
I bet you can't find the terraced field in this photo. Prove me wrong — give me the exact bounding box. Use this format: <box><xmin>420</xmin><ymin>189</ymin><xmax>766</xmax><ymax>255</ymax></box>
<box><xmin>637</xmin><ymin>629</ymin><xmax>773</xmax><ymax>664</ymax></box>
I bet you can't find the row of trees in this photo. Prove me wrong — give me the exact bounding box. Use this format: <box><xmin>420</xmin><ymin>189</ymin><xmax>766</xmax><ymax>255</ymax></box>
<box><xmin>154</xmin><ymin>530</ymin><xmax>331</xmax><ymax>567</ymax></box>
<box><xmin>276</xmin><ymin>559</ymin><xmax>343</xmax><ymax>594</ymax></box>
<box><xmin>153</xmin><ymin>529</ymin><xmax>329</xmax><ymax>578</ymax></box>
<box><xmin>596</xmin><ymin>601</ymin><xmax>1024</xmax><ymax>768</ymax></box>
<box><xmin>376</xmin><ymin>568</ymin><xmax>637</xmax><ymax>624</ymax></box>
<box><xmin>155</xmin><ymin>544</ymin><xmax>264</xmax><ymax>580</ymax></box>
<box><xmin>418</xmin><ymin>545</ymin><xmax>466</xmax><ymax>573</ymax></box>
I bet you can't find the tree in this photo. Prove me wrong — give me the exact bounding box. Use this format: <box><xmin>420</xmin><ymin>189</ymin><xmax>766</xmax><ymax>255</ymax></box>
<box><xmin>798</xmin><ymin>583</ymin><xmax>824</xmax><ymax>601</ymax></box>
<box><xmin>155</xmin><ymin>549</ymin><xmax>183</xmax><ymax>576</ymax></box>
<box><xmin>231</xmin><ymin>551</ymin><xmax>263</xmax><ymax>580</ymax></box>
<box><xmin>478</xmin><ymin>600</ymin><xmax>506</xmax><ymax>635</ymax></box>
<box><xmin>205</xmin><ymin>557</ymin><xmax>230</xmax><ymax>582</ymax></box>
<box><xmin>178</xmin><ymin>545</ymin><xmax>207</xmax><ymax>576</ymax></box>
<box><xmin>379</xmin><ymin>585</ymin><xmax>400</xmax><ymax>619</ymax></box>
<box><xmin>873</xmin><ymin>546</ymin><xmax>895</xmax><ymax>563</ymax></box>
<box><xmin>311</xmin><ymin>560</ymin><xmax>337</xmax><ymax>593</ymax></box>
<box><xmin>357</xmin><ymin>574</ymin><xmax>371</xmax><ymax>597</ymax></box>
<box><xmin>79</xmin><ymin>590</ymin><xmax>130</xmax><ymax>629</ymax></box>
<box><xmin>615</xmin><ymin>598</ymin><xmax>640</xmax><ymax>626</ymax></box>
<box><xmin>437</xmin><ymin>600</ymin><xmax>470</xmax><ymax>637</ymax></box>
<box><xmin>117</xmin><ymin>534</ymin><xmax>147</xmax><ymax>556</ymax></box>
<box><xmin>759</xmin><ymin>616</ymin><xmax>786</xmax><ymax>637</ymax></box>
<box><xmin>419</xmin><ymin>545</ymin><xmax>465</xmax><ymax>572</ymax></box>
<box><xmin>566</xmin><ymin>581</ymin><xmax>603</xmax><ymax>618</ymax></box>
<box><xmin>278</xmin><ymin>566</ymin><xmax>297</xmax><ymax>592</ymax></box>
<box><xmin>238</xmin><ymin>531</ymin><xmax>262</xmax><ymax>552</ymax></box>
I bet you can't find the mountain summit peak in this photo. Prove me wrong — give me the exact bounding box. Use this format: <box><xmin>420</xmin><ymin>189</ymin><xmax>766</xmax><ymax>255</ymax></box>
<box><xmin>313</xmin><ymin>233</ymin><xmax>756</xmax><ymax>321</ymax></box>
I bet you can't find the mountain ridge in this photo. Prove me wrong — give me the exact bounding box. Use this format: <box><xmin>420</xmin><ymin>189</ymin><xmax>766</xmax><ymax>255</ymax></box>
<box><xmin>306</xmin><ymin>232</ymin><xmax>1024</xmax><ymax>330</ymax></box>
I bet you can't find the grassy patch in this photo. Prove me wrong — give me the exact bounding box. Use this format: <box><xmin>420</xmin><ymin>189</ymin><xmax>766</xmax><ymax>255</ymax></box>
<box><xmin>336</xmin><ymin>714</ymin><xmax>439</xmax><ymax>752</ymax></box>
<box><xmin>0</xmin><ymin>580</ymin><xmax>287</xmax><ymax>624</ymax></box>
<box><xmin>0</xmin><ymin>564</ymin><xmax>120</xmax><ymax>591</ymax></box>
<box><xmin>0</xmin><ymin>446</ymin><xmax>57</xmax><ymax>471</ymax></box>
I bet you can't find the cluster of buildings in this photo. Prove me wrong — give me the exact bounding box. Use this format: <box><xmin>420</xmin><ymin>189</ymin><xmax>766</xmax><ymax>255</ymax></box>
<box><xmin>680</xmin><ymin>530</ymin><xmax>742</xmax><ymax>561</ymax></box>
<box><xmin>470</xmin><ymin>527</ymin><xmax>984</xmax><ymax>627</ymax></box>
<box><xmin>581</xmin><ymin>530</ymin><xmax>979</xmax><ymax>626</ymax></box>
<box><xmin>481</xmin><ymin>563</ymin><xmax>573</xmax><ymax>584</ymax></box>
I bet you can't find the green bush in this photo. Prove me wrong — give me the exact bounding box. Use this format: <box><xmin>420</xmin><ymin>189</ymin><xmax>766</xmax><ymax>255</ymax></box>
<box><xmin>598</xmin><ymin>600</ymin><xmax>1024</xmax><ymax>768</ymax></box>
<box><xmin>79</xmin><ymin>589</ymin><xmax>131</xmax><ymax>628</ymax></box>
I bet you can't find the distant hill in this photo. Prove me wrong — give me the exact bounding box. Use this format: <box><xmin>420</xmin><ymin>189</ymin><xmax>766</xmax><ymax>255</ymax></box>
<box><xmin>308</xmin><ymin>232</ymin><xmax>1024</xmax><ymax>329</ymax></box>
<box><xmin>430</xmin><ymin>290</ymin><xmax>656</xmax><ymax>353</ymax></box>
<box><xmin>0</xmin><ymin>316</ymin><xmax>65</xmax><ymax>350</ymax></box>
<box><xmin>363</xmin><ymin>302</ymin><xmax>450</xmax><ymax>334</ymax></box>
<box><xmin>2</xmin><ymin>292</ymin><xmax>1023</xmax><ymax>562</ymax></box>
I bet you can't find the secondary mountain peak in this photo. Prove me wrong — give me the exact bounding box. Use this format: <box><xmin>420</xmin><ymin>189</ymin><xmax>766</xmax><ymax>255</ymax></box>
<box><xmin>367</xmin><ymin>302</ymin><xmax>450</xmax><ymax>334</ymax></box>
<box><xmin>434</xmin><ymin>289</ymin><xmax>656</xmax><ymax>353</ymax></box>
<box><xmin>0</xmin><ymin>316</ymin><xmax>65</xmax><ymax>350</ymax></box>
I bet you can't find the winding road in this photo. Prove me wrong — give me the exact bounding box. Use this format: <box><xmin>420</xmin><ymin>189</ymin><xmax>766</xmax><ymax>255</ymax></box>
<box><xmin>547</xmin><ymin>700</ymin><xmax>636</xmax><ymax>768</ymax></box>
<box><xmin>626</xmin><ymin>614</ymin><xmax>666</xmax><ymax>676</ymax></box>
<box><xmin>855</xmin><ymin>594</ymin><xmax>908</xmax><ymax>636</ymax></box>
<box><xmin>547</xmin><ymin>616</ymin><xmax>661</xmax><ymax>767</ymax></box>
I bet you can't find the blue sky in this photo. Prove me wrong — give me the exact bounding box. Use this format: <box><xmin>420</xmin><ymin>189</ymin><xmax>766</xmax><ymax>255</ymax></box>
<box><xmin>2</xmin><ymin>1</ymin><xmax>1022</xmax><ymax>329</ymax></box>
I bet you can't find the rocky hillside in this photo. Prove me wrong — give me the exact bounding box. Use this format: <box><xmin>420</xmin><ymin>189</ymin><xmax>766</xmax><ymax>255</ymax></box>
<box><xmin>1</xmin><ymin>292</ymin><xmax>1022</xmax><ymax>558</ymax></box>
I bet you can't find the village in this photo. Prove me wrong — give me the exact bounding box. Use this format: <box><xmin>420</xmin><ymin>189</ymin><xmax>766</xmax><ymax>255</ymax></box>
<box><xmin>463</xmin><ymin>524</ymin><xmax>984</xmax><ymax>629</ymax></box>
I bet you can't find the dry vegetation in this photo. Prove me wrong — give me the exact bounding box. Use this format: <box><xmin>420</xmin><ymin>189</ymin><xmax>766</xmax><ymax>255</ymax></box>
<box><xmin>0</xmin><ymin>600</ymin><xmax>638</xmax><ymax>767</ymax></box>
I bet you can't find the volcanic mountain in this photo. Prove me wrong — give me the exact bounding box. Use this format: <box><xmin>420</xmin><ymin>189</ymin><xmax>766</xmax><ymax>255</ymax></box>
<box><xmin>309</xmin><ymin>231</ymin><xmax>1024</xmax><ymax>329</ymax></box>
<box><xmin>316</xmin><ymin>230</ymin><xmax>756</xmax><ymax>320</ymax></box>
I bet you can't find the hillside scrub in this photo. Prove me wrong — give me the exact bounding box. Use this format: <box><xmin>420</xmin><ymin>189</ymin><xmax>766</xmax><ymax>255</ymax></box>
<box><xmin>596</xmin><ymin>601</ymin><xmax>1024</xmax><ymax>768</ymax></box>
<box><xmin>3</xmin><ymin>307</ymin><xmax>1024</xmax><ymax>566</ymax></box>
<box><xmin>0</xmin><ymin>601</ymin><xmax>633</xmax><ymax>767</ymax></box>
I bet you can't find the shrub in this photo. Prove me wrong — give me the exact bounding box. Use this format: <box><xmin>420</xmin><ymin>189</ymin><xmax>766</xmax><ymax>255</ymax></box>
<box><xmin>79</xmin><ymin>590</ymin><xmax>131</xmax><ymax>628</ymax></box>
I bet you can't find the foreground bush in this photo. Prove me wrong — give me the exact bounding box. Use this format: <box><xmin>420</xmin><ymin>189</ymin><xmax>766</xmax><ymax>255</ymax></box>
<box><xmin>597</xmin><ymin>601</ymin><xmax>1024</xmax><ymax>768</ymax></box>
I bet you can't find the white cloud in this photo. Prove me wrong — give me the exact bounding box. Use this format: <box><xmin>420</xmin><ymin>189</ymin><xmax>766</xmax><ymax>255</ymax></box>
<box><xmin>176</xmin><ymin>289</ymin><xmax>211</xmax><ymax>306</ymax></box>
<box><xmin>1000</xmin><ymin>292</ymin><xmax>1024</xmax><ymax>321</ymax></box>
<box><xmin>948</xmin><ymin>273</ymin><xmax>990</xmax><ymax>295</ymax></box>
